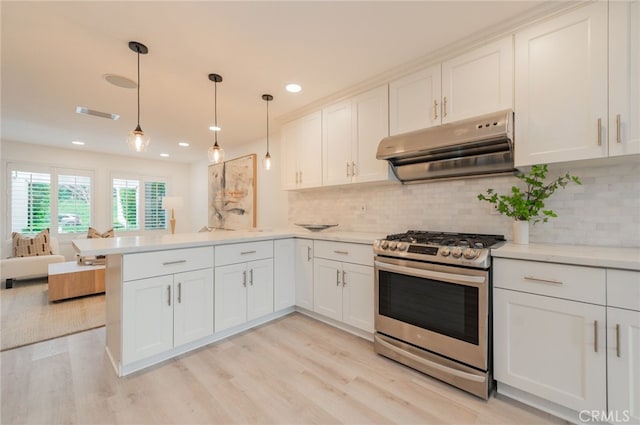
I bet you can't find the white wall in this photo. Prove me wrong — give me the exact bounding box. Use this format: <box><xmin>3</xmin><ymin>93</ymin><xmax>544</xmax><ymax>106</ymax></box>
<box><xmin>189</xmin><ymin>134</ymin><xmax>288</xmax><ymax>230</ymax></box>
<box><xmin>1</xmin><ymin>140</ymin><xmax>193</xmax><ymax>259</ymax></box>
<box><xmin>288</xmin><ymin>160</ymin><xmax>640</xmax><ymax>248</ymax></box>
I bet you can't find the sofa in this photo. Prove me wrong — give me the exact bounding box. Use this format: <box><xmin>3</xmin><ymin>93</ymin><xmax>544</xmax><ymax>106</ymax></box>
<box><xmin>1</xmin><ymin>237</ymin><xmax>66</xmax><ymax>289</ymax></box>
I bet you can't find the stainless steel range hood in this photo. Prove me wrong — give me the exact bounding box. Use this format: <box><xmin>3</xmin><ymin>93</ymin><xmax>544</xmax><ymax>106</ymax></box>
<box><xmin>377</xmin><ymin>109</ymin><xmax>514</xmax><ymax>183</ymax></box>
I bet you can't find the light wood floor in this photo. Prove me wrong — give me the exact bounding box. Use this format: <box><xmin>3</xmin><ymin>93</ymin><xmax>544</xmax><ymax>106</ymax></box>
<box><xmin>1</xmin><ymin>313</ymin><xmax>567</xmax><ymax>424</ymax></box>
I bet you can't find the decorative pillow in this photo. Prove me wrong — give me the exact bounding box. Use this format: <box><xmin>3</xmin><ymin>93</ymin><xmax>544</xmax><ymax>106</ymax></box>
<box><xmin>87</xmin><ymin>227</ymin><xmax>114</xmax><ymax>238</ymax></box>
<box><xmin>12</xmin><ymin>228</ymin><xmax>53</xmax><ymax>257</ymax></box>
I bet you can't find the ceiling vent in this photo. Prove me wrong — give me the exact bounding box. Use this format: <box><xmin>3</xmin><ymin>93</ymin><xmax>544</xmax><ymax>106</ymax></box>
<box><xmin>75</xmin><ymin>106</ymin><xmax>120</xmax><ymax>120</ymax></box>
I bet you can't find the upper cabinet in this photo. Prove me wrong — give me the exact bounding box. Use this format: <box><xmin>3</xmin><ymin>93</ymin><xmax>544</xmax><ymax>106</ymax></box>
<box><xmin>609</xmin><ymin>0</ymin><xmax>640</xmax><ymax>157</ymax></box>
<box><xmin>322</xmin><ymin>85</ymin><xmax>390</xmax><ymax>186</ymax></box>
<box><xmin>389</xmin><ymin>36</ymin><xmax>513</xmax><ymax>136</ymax></box>
<box><xmin>515</xmin><ymin>1</ymin><xmax>639</xmax><ymax>166</ymax></box>
<box><xmin>281</xmin><ymin>111</ymin><xmax>322</xmax><ymax>190</ymax></box>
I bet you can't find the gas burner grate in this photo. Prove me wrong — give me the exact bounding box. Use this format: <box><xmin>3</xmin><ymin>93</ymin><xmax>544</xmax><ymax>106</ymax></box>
<box><xmin>384</xmin><ymin>231</ymin><xmax>505</xmax><ymax>248</ymax></box>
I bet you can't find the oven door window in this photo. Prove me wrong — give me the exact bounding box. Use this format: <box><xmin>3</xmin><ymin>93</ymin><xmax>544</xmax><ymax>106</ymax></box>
<box><xmin>378</xmin><ymin>270</ymin><xmax>479</xmax><ymax>345</ymax></box>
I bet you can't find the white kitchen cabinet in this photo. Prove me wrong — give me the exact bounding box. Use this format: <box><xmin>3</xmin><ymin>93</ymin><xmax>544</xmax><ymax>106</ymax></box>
<box><xmin>607</xmin><ymin>269</ymin><xmax>640</xmax><ymax>424</ymax></box>
<box><xmin>322</xmin><ymin>85</ymin><xmax>390</xmax><ymax>186</ymax></box>
<box><xmin>294</xmin><ymin>239</ymin><xmax>314</xmax><ymax>310</ymax></box>
<box><xmin>609</xmin><ymin>0</ymin><xmax>640</xmax><ymax>157</ymax></box>
<box><xmin>514</xmin><ymin>2</ymin><xmax>609</xmax><ymax>166</ymax></box>
<box><xmin>122</xmin><ymin>267</ymin><xmax>214</xmax><ymax>364</ymax></box>
<box><xmin>313</xmin><ymin>241</ymin><xmax>374</xmax><ymax>333</ymax></box>
<box><xmin>214</xmin><ymin>241</ymin><xmax>274</xmax><ymax>333</ymax></box>
<box><xmin>389</xmin><ymin>36</ymin><xmax>512</xmax><ymax>135</ymax></box>
<box><xmin>274</xmin><ymin>238</ymin><xmax>295</xmax><ymax>311</ymax></box>
<box><xmin>281</xmin><ymin>111</ymin><xmax>322</xmax><ymax>190</ymax></box>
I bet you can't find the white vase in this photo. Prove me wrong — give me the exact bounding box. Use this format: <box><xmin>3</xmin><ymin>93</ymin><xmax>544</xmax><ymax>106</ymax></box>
<box><xmin>512</xmin><ymin>220</ymin><xmax>529</xmax><ymax>245</ymax></box>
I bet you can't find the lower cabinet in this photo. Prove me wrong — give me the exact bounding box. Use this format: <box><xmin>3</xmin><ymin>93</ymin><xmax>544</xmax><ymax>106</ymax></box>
<box><xmin>313</xmin><ymin>255</ymin><xmax>374</xmax><ymax>333</ymax></box>
<box><xmin>122</xmin><ymin>267</ymin><xmax>214</xmax><ymax>364</ymax></box>
<box><xmin>274</xmin><ymin>239</ymin><xmax>295</xmax><ymax>311</ymax></box>
<box><xmin>294</xmin><ymin>239</ymin><xmax>314</xmax><ymax>310</ymax></box>
<box><xmin>215</xmin><ymin>258</ymin><xmax>274</xmax><ymax>332</ymax></box>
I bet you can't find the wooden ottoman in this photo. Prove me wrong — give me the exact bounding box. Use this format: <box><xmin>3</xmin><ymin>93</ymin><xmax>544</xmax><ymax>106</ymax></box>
<box><xmin>48</xmin><ymin>261</ymin><xmax>105</xmax><ymax>302</ymax></box>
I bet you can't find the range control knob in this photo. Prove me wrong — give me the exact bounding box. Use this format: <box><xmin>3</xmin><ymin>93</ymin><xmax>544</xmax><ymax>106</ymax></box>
<box><xmin>388</xmin><ymin>241</ymin><xmax>398</xmax><ymax>250</ymax></box>
<box><xmin>397</xmin><ymin>242</ymin><xmax>409</xmax><ymax>252</ymax></box>
<box><xmin>440</xmin><ymin>247</ymin><xmax>451</xmax><ymax>257</ymax></box>
<box><xmin>380</xmin><ymin>240</ymin><xmax>389</xmax><ymax>249</ymax></box>
<box><xmin>463</xmin><ymin>248</ymin><xmax>480</xmax><ymax>259</ymax></box>
<box><xmin>451</xmin><ymin>247</ymin><xmax>463</xmax><ymax>258</ymax></box>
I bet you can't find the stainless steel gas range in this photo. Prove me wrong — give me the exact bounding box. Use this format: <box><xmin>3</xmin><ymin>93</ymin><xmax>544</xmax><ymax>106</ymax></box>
<box><xmin>373</xmin><ymin>231</ymin><xmax>505</xmax><ymax>399</ymax></box>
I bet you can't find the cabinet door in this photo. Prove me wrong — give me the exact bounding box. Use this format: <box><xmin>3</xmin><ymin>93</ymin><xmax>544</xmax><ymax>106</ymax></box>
<box><xmin>247</xmin><ymin>258</ymin><xmax>274</xmax><ymax>321</ymax></box>
<box><xmin>122</xmin><ymin>275</ymin><xmax>174</xmax><ymax>364</ymax></box>
<box><xmin>609</xmin><ymin>0</ymin><xmax>640</xmax><ymax>157</ymax></box>
<box><xmin>214</xmin><ymin>263</ymin><xmax>248</xmax><ymax>332</ymax></box>
<box><xmin>173</xmin><ymin>268</ymin><xmax>214</xmax><ymax>347</ymax></box>
<box><xmin>442</xmin><ymin>35</ymin><xmax>513</xmax><ymax>123</ymax></box>
<box><xmin>514</xmin><ymin>2</ymin><xmax>608</xmax><ymax>166</ymax></box>
<box><xmin>352</xmin><ymin>85</ymin><xmax>390</xmax><ymax>184</ymax></box>
<box><xmin>281</xmin><ymin>119</ymin><xmax>299</xmax><ymax>190</ymax></box>
<box><xmin>389</xmin><ymin>65</ymin><xmax>441</xmax><ymax>135</ymax></box>
<box><xmin>323</xmin><ymin>100</ymin><xmax>353</xmax><ymax>186</ymax></box>
<box><xmin>313</xmin><ymin>258</ymin><xmax>342</xmax><ymax>321</ymax></box>
<box><xmin>295</xmin><ymin>239</ymin><xmax>314</xmax><ymax>310</ymax></box>
<box><xmin>298</xmin><ymin>111</ymin><xmax>323</xmax><ymax>189</ymax></box>
<box><xmin>608</xmin><ymin>307</ymin><xmax>640</xmax><ymax>424</ymax></box>
<box><xmin>494</xmin><ymin>288</ymin><xmax>606</xmax><ymax>412</ymax></box>
<box><xmin>274</xmin><ymin>239</ymin><xmax>295</xmax><ymax>311</ymax></box>
<box><xmin>341</xmin><ymin>263</ymin><xmax>374</xmax><ymax>332</ymax></box>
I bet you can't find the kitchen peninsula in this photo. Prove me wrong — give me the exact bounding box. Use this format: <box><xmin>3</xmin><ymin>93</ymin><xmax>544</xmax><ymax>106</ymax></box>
<box><xmin>73</xmin><ymin>229</ymin><xmax>383</xmax><ymax>377</ymax></box>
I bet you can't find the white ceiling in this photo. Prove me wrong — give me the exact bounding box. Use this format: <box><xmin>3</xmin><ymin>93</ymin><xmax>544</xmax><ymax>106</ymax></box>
<box><xmin>2</xmin><ymin>1</ymin><xmax>545</xmax><ymax>163</ymax></box>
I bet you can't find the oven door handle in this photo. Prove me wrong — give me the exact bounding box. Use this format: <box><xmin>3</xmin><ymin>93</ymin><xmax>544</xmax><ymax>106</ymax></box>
<box><xmin>375</xmin><ymin>261</ymin><xmax>486</xmax><ymax>286</ymax></box>
<box><xmin>375</xmin><ymin>334</ymin><xmax>486</xmax><ymax>383</ymax></box>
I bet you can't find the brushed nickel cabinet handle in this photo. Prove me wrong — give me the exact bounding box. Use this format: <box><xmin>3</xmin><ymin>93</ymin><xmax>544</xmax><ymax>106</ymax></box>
<box><xmin>334</xmin><ymin>250</ymin><xmax>349</xmax><ymax>255</ymax></box>
<box><xmin>597</xmin><ymin>118</ymin><xmax>602</xmax><ymax>146</ymax></box>
<box><xmin>241</xmin><ymin>250</ymin><xmax>257</xmax><ymax>255</ymax></box>
<box><xmin>433</xmin><ymin>99</ymin><xmax>439</xmax><ymax>120</ymax></box>
<box><xmin>616</xmin><ymin>323</ymin><xmax>621</xmax><ymax>358</ymax></box>
<box><xmin>594</xmin><ymin>320</ymin><xmax>598</xmax><ymax>353</ymax></box>
<box><xmin>178</xmin><ymin>282</ymin><xmax>182</xmax><ymax>304</ymax></box>
<box><xmin>243</xmin><ymin>270</ymin><xmax>247</xmax><ymax>287</ymax></box>
<box><xmin>307</xmin><ymin>246</ymin><xmax>312</xmax><ymax>261</ymax></box>
<box><xmin>167</xmin><ymin>285</ymin><xmax>172</xmax><ymax>306</ymax></box>
<box><xmin>616</xmin><ymin>114</ymin><xmax>621</xmax><ymax>143</ymax></box>
<box><xmin>162</xmin><ymin>260</ymin><xmax>187</xmax><ymax>266</ymax></box>
<box><xmin>346</xmin><ymin>162</ymin><xmax>350</xmax><ymax>178</ymax></box>
<box><xmin>351</xmin><ymin>161</ymin><xmax>356</xmax><ymax>177</ymax></box>
<box><xmin>443</xmin><ymin>97</ymin><xmax>448</xmax><ymax>118</ymax></box>
<box><xmin>300</xmin><ymin>170</ymin><xmax>303</xmax><ymax>183</ymax></box>
<box><xmin>524</xmin><ymin>276</ymin><xmax>563</xmax><ymax>285</ymax></box>
<box><xmin>249</xmin><ymin>269</ymin><xmax>254</xmax><ymax>286</ymax></box>
<box><xmin>336</xmin><ymin>269</ymin><xmax>340</xmax><ymax>286</ymax></box>
<box><xmin>342</xmin><ymin>270</ymin><xmax>347</xmax><ymax>286</ymax></box>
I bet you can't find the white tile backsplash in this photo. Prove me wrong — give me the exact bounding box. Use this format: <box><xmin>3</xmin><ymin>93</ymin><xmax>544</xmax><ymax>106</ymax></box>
<box><xmin>288</xmin><ymin>161</ymin><xmax>640</xmax><ymax>247</ymax></box>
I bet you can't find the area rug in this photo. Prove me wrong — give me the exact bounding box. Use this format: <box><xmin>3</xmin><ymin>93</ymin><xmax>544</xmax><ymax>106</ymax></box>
<box><xmin>0</xmin><ymin>279</ymin><xmax>105</xmax><ymax>351</ymax></box>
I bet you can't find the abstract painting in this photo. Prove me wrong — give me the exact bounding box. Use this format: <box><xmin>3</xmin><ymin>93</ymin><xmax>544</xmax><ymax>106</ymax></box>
<box><xmin>208</xmin><ymin>154</ymin><xmax>257</xmax><ymax>230</ymax></box>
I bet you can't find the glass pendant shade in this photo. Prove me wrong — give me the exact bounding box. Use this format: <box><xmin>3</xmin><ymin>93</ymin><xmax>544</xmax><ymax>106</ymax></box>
<box><xmin>262</xmin><ymin>152</ymin><xmax>272</xmax><ymax>170</ymax></box>
<box><xmin>208</xmin><ymin>141</ymin><xmax>224</xmax><ymax>164</ymax></box>
<box><xmin>127</xmin><ymin>125</ymin><xmax>150</xmax><ymax>152</ymax></box>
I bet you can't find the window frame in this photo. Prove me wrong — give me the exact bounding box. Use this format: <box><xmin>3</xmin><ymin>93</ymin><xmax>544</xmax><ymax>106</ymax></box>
<box><xmin>110</xmin><ymin>173</ymin><xmax>169</xmax><ymax>233</ymax></box>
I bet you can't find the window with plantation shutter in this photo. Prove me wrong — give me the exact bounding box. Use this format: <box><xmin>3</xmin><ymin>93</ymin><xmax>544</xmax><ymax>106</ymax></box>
<box><xmin>58</xmin><ymin>174</ymin><xmax>91</xmax><ymax>234</ymax></box>
<box><xmin>10</xmin><ymin>170</ymin><xmax>51</xmax><ymax>234</ymax></box>
<box><xmin>112</xmin><ymin>178</ymin><xmax>139</xmax><ymax>231</ymax></box>
<box><xmin>144</xmin><ymin>181</ymin><xmax>167</xmax><ymax>230</ymax></box>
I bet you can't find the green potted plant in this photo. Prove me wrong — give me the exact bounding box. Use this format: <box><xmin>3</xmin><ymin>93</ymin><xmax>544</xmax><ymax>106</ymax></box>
<box><xmin>477</xmin><ymin>164</ymin><xmax>581</xmax><ymax>244</ymax></box>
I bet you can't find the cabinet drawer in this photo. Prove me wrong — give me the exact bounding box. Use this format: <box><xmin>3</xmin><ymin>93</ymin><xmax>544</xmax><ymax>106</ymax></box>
<box><xmin>123</xmin><ymin>247</ymin><xmax>214</xmax><ymax>281</ymax></box>
<box><xmin>314</xmin><ymin>240</ymin><xmax>373</xmax><ymax>266</ymax></box>
<box><xmin>493</xmin><ymin>258</ymin><xmax>605</xmax><ymax>305</ymax></box>
<box><xmin>215</xmin><ymin>240</ymin><xmax>273</xmax><ymax>266</ymax></box>
<box><xmin>607</xmin><ymin>269</ymin><xmax>640</xmax><ymax>311</ymax></box>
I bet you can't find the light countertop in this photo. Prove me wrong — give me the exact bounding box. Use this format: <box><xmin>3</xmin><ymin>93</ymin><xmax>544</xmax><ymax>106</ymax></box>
<box><xmin>492</xmin><ymin>243</ymin><xmax>640</xmax><ymax>271</ymax></box>
<box><xmin>72</xmin><ymin>228</ymin><xmax>385</xmax><ymax>256</ymax></box>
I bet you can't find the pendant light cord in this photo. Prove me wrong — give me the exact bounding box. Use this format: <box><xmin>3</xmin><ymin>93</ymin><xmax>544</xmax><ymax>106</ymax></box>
<box><xmin>136</xmin><ymin>49</ymin><xmax>141</xmax><ymax>127</ymax></box>
<box><xmin>266</xmin><ymin>98</ymin><xmax>270</xmax><ymax>154</ymax></box>
<box><xmin>214</xmin><ymin>81</ymin><xmax>218</xmax><ymax>144</ymax></box>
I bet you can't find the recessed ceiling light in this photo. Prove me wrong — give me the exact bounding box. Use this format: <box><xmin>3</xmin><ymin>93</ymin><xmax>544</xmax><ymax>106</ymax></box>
<box><xmin>209</xmin><ymin>125</ymin><xmax>221</xmax><ymax>132</ymax></box>
<box><xmin>71</xmin><ymin>141</ymin><xmax>85</xmax><ymax>146</ymax></box>
<box><xmin>160</xmin><ymin>153</ymin><xmax>170</xmax><ymax>157</ymax></box>
<box><xmin>178</xmin><ymin>142</ymin><xmax>190</xmax><ymax>147</ymax></box>
<box><xmin>103</xmin><ymin>74</ymin><xmax>137</xmax><ymax>89</ymax></box>
<box><xmin>286</xmin><ymin>83</ymin><xmax>302</xmax><ymax>93</ymax></box>
<box><xmin>75</xmin><ymin>106</ymin><xmax>120</xmax><ymax>120</ymax></box>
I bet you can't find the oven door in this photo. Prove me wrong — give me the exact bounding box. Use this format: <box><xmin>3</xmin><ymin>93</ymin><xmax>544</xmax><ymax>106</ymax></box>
<box><xmin>375</xmin><ymin>256</ymin><xmax>489</xmax><ymax>371</ymax></box>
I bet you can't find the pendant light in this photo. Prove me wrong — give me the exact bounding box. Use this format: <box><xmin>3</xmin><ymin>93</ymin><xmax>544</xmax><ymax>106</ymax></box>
<box><xmin>126</xmin><ymin>41</ymin><xmax>150</xmax><ymax>152</ymax></box>
<box><xmin>262</xmin><ymin>94</ymin><xmax>274</xmax><ymax>171</ymax></box>
<box><xmin>207</xmin><ymin>73</ymin><xmax>225</xmax><ymax>163</ymax></box>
